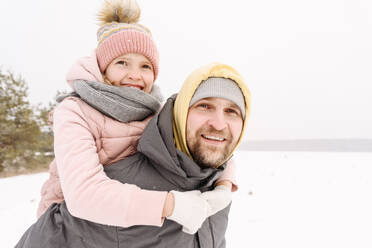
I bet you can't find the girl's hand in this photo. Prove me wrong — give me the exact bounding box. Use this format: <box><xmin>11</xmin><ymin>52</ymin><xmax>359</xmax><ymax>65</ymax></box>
<box><xmin>201</xmin><ymin>185</ymin><xmax>232</xmax><ymax>216</ymax></box>
<box><xmin>166</xmin><ymin>190</ymin><xmax>211</xmax><ymax>234</ymax></box>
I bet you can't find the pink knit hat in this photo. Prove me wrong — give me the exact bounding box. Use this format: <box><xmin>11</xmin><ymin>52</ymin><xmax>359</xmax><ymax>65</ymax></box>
<box><xmin>96</xmin><ymin>0</ymin><xmax>159</xmax><ymax>79</ymax></box>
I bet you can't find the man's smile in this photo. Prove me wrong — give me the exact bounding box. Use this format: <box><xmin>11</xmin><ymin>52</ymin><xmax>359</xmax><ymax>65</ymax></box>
<box><xmin>201</xmin><ymin>134</ymin><xmax>226</xmax><ymax>143</ymax></box>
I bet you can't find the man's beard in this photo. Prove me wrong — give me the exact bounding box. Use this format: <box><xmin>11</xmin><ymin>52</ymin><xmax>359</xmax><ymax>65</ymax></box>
<box><xmin>187</xmin><ymin>126</ymin><xmax>237</xmax><ymax>168</ymax></box>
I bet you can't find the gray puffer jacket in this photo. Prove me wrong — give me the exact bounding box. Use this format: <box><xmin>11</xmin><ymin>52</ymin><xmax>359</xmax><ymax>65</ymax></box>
<box><xmin>16</xmin><ymin>95</ymin><xmax>231</xmax><ymax>248</ymax></box>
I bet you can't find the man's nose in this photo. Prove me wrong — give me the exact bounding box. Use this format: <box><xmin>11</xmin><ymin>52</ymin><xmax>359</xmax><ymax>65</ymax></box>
<box><xmin>207</xmin><ymin>111</ymin><xmax>228</xmax><ymax>131</ymax></box>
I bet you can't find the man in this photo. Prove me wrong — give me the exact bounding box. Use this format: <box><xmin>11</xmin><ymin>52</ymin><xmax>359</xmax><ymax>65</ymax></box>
<box><xmin>16</xmin><ymin>62</ymin><xmax>250</xmax><ymax>248</ymax></box>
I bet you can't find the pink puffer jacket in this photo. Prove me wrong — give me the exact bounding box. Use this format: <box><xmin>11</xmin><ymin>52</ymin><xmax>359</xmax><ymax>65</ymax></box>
<box><xmin>37</xmin><ymin>50</ymin><xmax>237</xmax><ymax>227</ymax></box>
<box><xmin>36</xmin><ymin>95</ymin><xmax>158</xmax><ymax>214</ymax></box>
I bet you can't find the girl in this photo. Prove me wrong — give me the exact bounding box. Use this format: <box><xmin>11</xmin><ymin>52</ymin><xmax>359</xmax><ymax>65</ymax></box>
<box><xmin>37</xmin><ymin>0</ymin><xmax>237</xmax><ymax>230</ymax></box>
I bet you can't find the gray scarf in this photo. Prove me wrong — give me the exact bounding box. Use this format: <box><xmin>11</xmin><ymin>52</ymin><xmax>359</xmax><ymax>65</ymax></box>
<box><xmin>57</xmin><ymin>80</ymin><xmax>163</xmax><ymax>123</ymax></box>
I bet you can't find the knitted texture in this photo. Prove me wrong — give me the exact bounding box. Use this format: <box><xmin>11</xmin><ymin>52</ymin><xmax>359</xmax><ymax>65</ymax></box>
<box><xmin>96</xmin><ymin>23</ymin><xmax>159</xmax><ymax>79</ymax></box>
<box><xmin>189</xmin><ymin>77</ymin><xmax>245</xmax><ymax>118</ymax></box>
<box><xmin>73</xmin><ymin>79</ymin><xmax>163</xmax><ymax>122</ymax></box>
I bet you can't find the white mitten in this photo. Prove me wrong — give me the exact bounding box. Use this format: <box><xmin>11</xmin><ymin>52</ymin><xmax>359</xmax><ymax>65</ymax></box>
<box><xmin>200</xmin><ymin>185</ymin><xmax>232</xmax><ymax>216</ymax></box>
<box><xmin>167</xmin><ymin>190</ymin><xmax>211</xmax><ymax>234</ymax></box>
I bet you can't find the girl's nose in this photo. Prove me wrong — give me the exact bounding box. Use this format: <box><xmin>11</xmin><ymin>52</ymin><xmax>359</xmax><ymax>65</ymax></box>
<box><xmin>127</xmin><ymin>68</ymin><xmax>141</xmax><ymax>80</ymax></box>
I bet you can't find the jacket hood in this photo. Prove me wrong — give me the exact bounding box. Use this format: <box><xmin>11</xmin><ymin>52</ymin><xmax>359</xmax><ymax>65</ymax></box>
<box><xmin>137</xmin><ymin>95</ymin><xmax>224</xmax><ymax>190</ymax></box>
<box><xmin>173</xmin><ymin>62</ymin><xmax>251</xmax><ymax>166</ymax></box>
<box><xmin>65</xmin><ymin>50</ymin><xmax>104</xmax><ymax>90</ymax></box>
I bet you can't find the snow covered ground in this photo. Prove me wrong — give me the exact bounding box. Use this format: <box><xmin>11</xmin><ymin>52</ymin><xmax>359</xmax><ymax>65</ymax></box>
<box><xmin>2</xmin><ymin>151</ymin><xmax>372</xmax><ymax>247</ymax></box>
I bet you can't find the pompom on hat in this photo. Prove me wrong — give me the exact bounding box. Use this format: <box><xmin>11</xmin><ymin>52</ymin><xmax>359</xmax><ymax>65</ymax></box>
<box><xmin>96</xmin><ymin>0</ymin><xmax>159</xmax><ymax>79</ymax></box>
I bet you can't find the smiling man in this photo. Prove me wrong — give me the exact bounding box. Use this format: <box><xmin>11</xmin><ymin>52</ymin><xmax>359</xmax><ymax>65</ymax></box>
<box><xmin>16</xmin><ymin>62</ymin><xmax>250</xmax><ymax>248</ymax></box>
<box><xmin>173</xmin><ymin>63</ymin><xmax>250</xmax><ymax>172</ymax></box>
<box><xmin>186</xmin><ymin>78</ymin><xmax>245</xmax><ymax>169</ymax></box>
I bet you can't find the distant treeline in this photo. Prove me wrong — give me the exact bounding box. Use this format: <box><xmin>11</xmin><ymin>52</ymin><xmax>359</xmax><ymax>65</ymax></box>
<box><xmin>239</xmin><ymin>139</ymin><xmax>372</xmax><ymax>152</ymax></box>
<box><xmin>0</xmin><ymin>69</ymin><xmax>56</xmax><ymax>177</ymax></box>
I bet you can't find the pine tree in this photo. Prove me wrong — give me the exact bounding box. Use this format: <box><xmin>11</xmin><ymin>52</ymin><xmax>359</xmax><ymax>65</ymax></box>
<box><xmin>0</xmin><ymin>69</ymin><xmax>53</xmax><ymax>175</ymax></box>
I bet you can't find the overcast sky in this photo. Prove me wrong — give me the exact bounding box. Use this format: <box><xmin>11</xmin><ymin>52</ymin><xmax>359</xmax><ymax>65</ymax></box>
<box><xmin>1</xmin><ymin>0</ymin><xmax>372</xmax><ymax>140</ymax></box>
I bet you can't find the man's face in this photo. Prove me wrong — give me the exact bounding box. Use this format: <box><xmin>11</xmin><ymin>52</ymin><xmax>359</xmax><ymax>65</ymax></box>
<box><xmin>186</xmin><ymin>97</ymin><xmax>243</xmax><ymax>168</ymax></box>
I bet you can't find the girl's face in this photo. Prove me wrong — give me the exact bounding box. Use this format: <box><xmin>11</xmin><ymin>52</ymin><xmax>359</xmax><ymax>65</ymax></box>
<box><xmin>104</xmin><ymin>53</ymin><xmax>155</xmax><ymax>93</ymax></box>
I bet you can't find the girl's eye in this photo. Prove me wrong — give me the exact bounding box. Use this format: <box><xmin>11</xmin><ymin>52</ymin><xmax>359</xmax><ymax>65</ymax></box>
<box><xmin>116</xmin><ymin>60</ymin><xmax>127</xmax><ymax>65</ymax></box>
<box><xmin>142</xmin><ymin>64</ymin><xmax>153</xmax><ymax>70</ymax></box>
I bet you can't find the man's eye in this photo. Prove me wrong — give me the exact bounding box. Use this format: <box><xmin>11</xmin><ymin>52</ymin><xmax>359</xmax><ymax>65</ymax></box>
<box><xmin>226</xmin><ymin>108</ymin><xmax>239</xmax><ymax>115</ymax></box>
<box><xmin>197</xmin><ymin>103</ymin><xmax>209</xmax><ymax>109</ymax></box>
